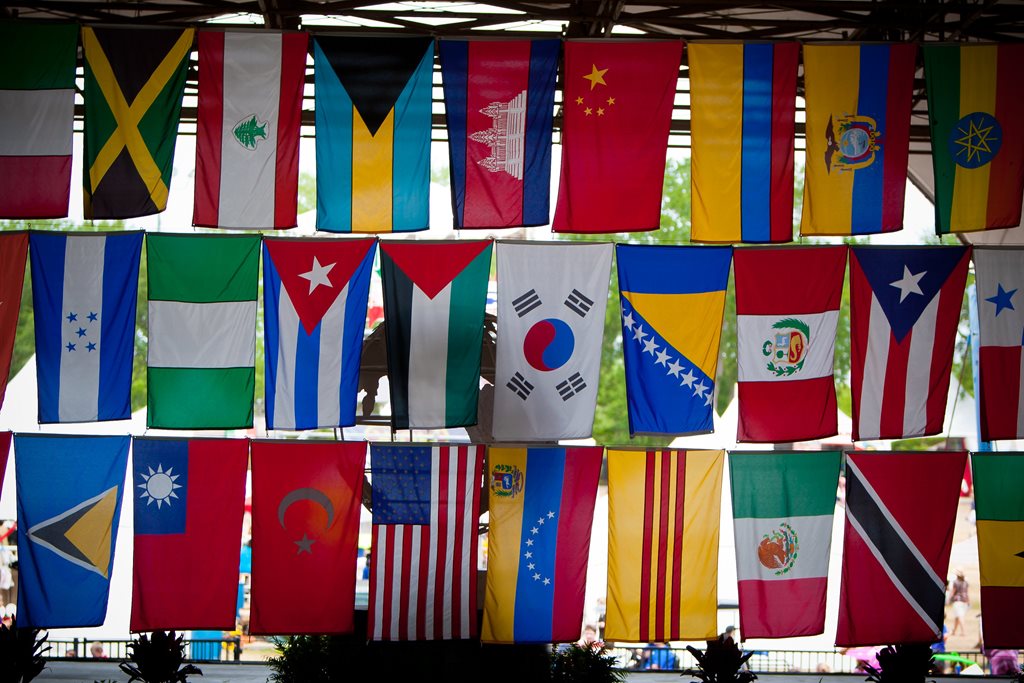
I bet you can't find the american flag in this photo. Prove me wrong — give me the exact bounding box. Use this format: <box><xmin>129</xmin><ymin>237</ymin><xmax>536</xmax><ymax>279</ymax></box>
<box><xmin>368</xmin><ymin>444</ymin><xmax>484</xmax><ymax>640</ymax></box>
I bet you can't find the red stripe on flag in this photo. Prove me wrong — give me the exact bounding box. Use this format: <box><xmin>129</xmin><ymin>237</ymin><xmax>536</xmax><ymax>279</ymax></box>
<box><xmin>274</xmin><ymin>33</ymin><xmax>306</xmax><ymax>229</ymax></box>
<box><xmin>880</xmin><ymin>44</ymin><xmax>915</xmax><ymax>231</ymax></box>
<box><xmin>417</xmin><ymin>525</ymin><xmax>430</xmax><ymax>639</ymax></box>
<box><xmin>738</xmin><ymin>376</ymin><xmax>838</xmax><ymax>442</ymax></box>
<box><xmin>655</xmin><ymin>451</ymin><xmax>670</xmax><ymax>641</ymax></box>
<box><xmin>367</xmin><ymin>527</ymin><xmax>380</xmax><ymax>638</ymax></box>
<box><xmin>194</xmin><ymin>30</ymin><xmax>224</xmax><ymax>227</ymax></box>
<box><xmin>0</xmin><ymin>156</ymin><xmax>71</xmax><ymax>218</ymax></box>
<box><xmin>450</xmin><ymin>446</ymin><xmax>467</xmax><ymax>638</ymax></box>
<box><xmin>734</xmin><ymin>246</ymin><xmax>847</xmax><ymax>315</ymax></box>
<box><xmin>980</xmin><ymin>345</ymin><xmax>1023</xmax><ymax>440</ymax></box>
<box><xmin>399</xmin><ymin>527</ymin><xmax>414</xmax><ymax>640</ymax></box>
<box><xmin>987</xmin><ymin>45</ymin><xmax>1024</xmax><ymax>228</ymax></box>
<box><xmin>639</xmin><ymin>451</ymin><xmax>655</xmax><ymax>642</ymax></box>
<box><xmin>769</xmin><ymin>43</ymin><xmax>798</xmax><ymax>243</ymax></box>
<box><xmin>433</xmin><ymin>448</ymin><xmax>450</xmax><ymax>640</ymax></box>
<box><xmin>879</xmin><ymin>328</ymin><xmax>910</xmax><ymax>438</ymax></box>
<box><xmin>382</xmin><ymin>526</ymin><xmax>396</xmax><ymax>639</ymax></box>
<box><xmin>738</xmin><ymin>578</ymin><xmax>828</xmax><ymax>638</ymax></box>
<box><xmin>926</xmin><ymin>266</ymin><xmax>968</xmax><ymax>431</ymax></box>
<box><xmin>670</xmin><ymin>450</ymin><xmax>686</xmax><ymax>640</ymax></box>
<box><xmin>849</xmin><ymin>253</ymin><xmax>872</xmax><ymax>439</ymax></box>
<box><xmin>979</xmin><ymin>585</ymin><xmax>1024</xmax><ymax>649</ymax></box>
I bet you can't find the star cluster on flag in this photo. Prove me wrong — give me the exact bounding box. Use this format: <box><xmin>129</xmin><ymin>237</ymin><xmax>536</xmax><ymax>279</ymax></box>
<box><xmin>373</xmin><ymin>446</ymin><xmax>432</xmax><ymax>524</ymax></box>
<box><xmin>64</xmin><ymin>309</ymin><xmax>99</xmax><ymax>353</ymax></box>
<box><xmin>521</xmin><ymin>509</ymin><xmax>557</xmax><ymax>586</ymax></box>
<box><xmin>575</xmin><ymin>63</ymin><xmax>616</xmax><ymax>119</ymax></box>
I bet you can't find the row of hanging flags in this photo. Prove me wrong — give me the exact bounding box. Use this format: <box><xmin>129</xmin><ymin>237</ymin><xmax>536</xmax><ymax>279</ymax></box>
<box><xmin>1</xmin><ymin>434</ymin><xmax>1022</xmax><ymax>647</ymax></box>
<box><xmin>2</xmin><ymin>23</ymin><xmax>1024</xmax><ymax>237</ymax></box>
<box><xmin>3</xmin><ymin>233</ymin><xmax>1024</xmax><ymax>442</ymax></box>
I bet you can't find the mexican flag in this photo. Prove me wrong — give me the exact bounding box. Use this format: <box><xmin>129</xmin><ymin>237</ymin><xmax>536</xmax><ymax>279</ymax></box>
<box><xmin>380</xmin><ymin>240</ymin><xmax>492</xmax><ymax>429</ymax></box>
<box><xmin>730</xmin><ymin>450</ymin><xmax>842</xmax><ymax>639</ymax></box>
<box><xmin>147</xmin><ymin>234</ymin><xmax>260</xmax><ymax>428</ymax></box>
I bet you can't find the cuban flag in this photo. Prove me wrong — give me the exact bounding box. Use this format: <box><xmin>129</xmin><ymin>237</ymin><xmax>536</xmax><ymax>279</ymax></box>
<box><xmin>29</xmin><ymin>232</ymin><xmax>143</xmax><ymax>423</ymax></box>
<box><xmin>263</xmin><ymin>238</ymin><xmax>375</xmax><ymax>430</ymax></box>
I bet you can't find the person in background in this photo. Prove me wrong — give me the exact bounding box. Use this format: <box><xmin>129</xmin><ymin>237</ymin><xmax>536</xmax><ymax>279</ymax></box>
<box><xmin>89</xmin><ymin>643</ymin><xmax>107</xmax><ymax>658</ymax></box>
<box><xmin>577</xmin><ymin>624</ymin><xmax>601</xmax><ymax>650</ymax></box>
<box><xmin>987</xmin><ymin>649</ymin><xmax>1020</xmax><ymax>675</ymax></box>
<box><xmin>719</xmin><ymin>625</ymin><xmax>738</xmax><ymax>645</ymax></box>
<box><xmin>948</xmin><ymin>569</ymin><xmax>970</xmax><ymax>636</ymax></box>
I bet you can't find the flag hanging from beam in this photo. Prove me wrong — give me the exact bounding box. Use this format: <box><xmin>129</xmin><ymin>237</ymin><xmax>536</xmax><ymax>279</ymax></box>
<box><xmin>0</xmin><ymin>232</ymin><xmax>28</xmax><ymax>412</ymax></box>
<box><xmin>974</xmin><ymin>247</ymin><xmax>1024</xmax><ymax>440</ymax></box>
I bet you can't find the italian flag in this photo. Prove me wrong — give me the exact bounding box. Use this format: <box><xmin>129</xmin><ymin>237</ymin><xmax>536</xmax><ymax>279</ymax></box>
<box><xmin>730</xmin><ymin>450</ymin><xmax>842</xmax><ymax>639</ymax></box>
<box><xmin>380</xmin><ymin>240</ymin><xmax>492</xmax><ymax>429</ymax></box>
<box><xmin>147</xmin><ymin>234</ymin><xmax>260</xmax><ymax>428</ymax></box>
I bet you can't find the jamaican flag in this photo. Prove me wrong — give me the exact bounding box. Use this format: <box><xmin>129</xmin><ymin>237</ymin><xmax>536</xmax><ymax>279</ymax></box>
<box><xmin>82</xmin><ymin>27</ymin><xmax>194</xmax><ymax>219</ymax></box>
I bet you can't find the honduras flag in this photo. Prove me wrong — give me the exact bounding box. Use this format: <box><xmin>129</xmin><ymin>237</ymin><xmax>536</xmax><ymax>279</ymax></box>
<box><xmin>30</xmin><ymin>231</ymin><xmax>143</xmax><ymax>423</ymax></box>
<box><xmin>263</xmin><ymin>237</ymin><xmax>376</xmax><ymax>430</ymax></box>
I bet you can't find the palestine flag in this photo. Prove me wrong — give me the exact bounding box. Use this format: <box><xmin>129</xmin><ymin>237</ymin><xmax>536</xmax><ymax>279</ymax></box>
<box><xmin>973</xmin><ymin>452</ymin><xmax>1024</xmax><ymax>648</ymax></box>
<box><xmin>380</xmin><ymin>240</ymin><xmax>492</xmax><ymax>429</ymax></box>
<box><xmin>730</xmin><ymin>451</ymin><xmax>841</xmax><ymax>638</ymax></box>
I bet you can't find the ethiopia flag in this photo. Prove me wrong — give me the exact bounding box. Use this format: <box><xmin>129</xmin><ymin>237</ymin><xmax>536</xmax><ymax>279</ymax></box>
<box><xmin>924</xmin><ymin>44</ymin><xmax>1024</xmax><ymax>234</ymax></box>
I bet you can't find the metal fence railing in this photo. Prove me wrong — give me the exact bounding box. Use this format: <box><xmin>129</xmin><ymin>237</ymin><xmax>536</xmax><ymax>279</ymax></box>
<box><xmin>46</xmin><ymin>638</ymin><xmax>244</xmax><ymax>663</ymax></box>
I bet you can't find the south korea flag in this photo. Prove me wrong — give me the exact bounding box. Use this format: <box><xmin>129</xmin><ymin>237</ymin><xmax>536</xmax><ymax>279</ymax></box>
<box><xmin>493</xmin><ymin>241</ymin><xmax>613</xmax><ymax>440</ymax></box>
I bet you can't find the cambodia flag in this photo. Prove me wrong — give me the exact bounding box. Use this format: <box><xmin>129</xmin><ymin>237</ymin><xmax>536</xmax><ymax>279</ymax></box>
<box><xmin>439</xmin><ymin>40</ymin><xmax>559</xmax><ymax>229</ymax></box>
<box><xmin>131</xmin><ymin>438</ymin><xmax>248</xmax><ymax>631</ymax></box>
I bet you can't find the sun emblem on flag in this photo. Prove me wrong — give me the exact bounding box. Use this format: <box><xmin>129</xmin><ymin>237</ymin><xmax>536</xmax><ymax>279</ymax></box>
<box><xmin>233</xmin><ymin>114</ymin><xmax>269</xmax><ymax>150</ymax></box>
<box><xmin>757</xmin><ymin>522</ymin><xmax>799</xmax><ymax>575</ymax></box>
<box><xmin>137</xmin><ymin>463</ymin><xmax>182</xmax><ymax>509</ymax></box>
<box><xmin>762</xmin><ymin>318</ymin><xmax>810</xmax><ymax>377</ymax></box>
<box><xmin>949</xmin><ymin>111</ymin><xmax>1002</xmax><ymax>169</ymax></box>
<box><xmin>825</xmin><ymin>113</ymin><xmax>881</xmax><ymax>173</ymax></box>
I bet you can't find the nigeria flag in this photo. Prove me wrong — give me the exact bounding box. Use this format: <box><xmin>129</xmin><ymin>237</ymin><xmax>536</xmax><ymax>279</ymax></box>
<box><xmin>146</xmin><ymin>234</ymin><xmax>259</xmax><ymax>429</ymax></box>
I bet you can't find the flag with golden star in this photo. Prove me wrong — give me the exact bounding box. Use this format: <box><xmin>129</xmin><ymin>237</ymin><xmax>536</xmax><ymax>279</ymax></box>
<box><xmin>553</xmin><ymin>40</ymin><xmax>682</xmax><ymax>233</ymax></box>
<box><xmin>924</xmin><ymin>44</ymin><xmax>1024</xmax><ymax>234</ymax></box>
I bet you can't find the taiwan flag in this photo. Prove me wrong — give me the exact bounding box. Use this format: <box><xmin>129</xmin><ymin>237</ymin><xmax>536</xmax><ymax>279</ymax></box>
<box><xmin>131</xmin><ymin>438</ymin><xmax>248</xmax><ymax>631</ymax></box>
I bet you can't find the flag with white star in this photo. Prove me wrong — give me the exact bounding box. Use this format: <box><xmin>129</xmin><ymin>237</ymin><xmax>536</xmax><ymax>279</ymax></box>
<box><xmin>850</xmin><ymin>246</ymin><xmax>970</xmax><ymax>440</ymax></box>
<box><xmin>616</xmin><ymin>244</ymin><xmax>731</xmax><ymax>436</ymax></box>
<box><xmin>29</xmin><ymin>231</ymin><xmax>142</xmax><ymax>423</ymax></box>
<box><xmin>974</xmin><ymin>247</ymin><xmax>1024</xmax><ymax>440</ymax></box>
<box><xmin>481</xmin><ymin>446</ymin><xmax>603</xmax><ymax>644</ymax></box>
<box><xmin>263</xmin><ymin>237</ymin><xmax>376</xmax><ymax>430</ymax></box>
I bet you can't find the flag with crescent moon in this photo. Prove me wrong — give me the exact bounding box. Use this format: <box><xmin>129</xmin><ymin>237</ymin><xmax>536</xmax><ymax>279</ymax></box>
<box><xmin>250</xmin><ymin>440</ymin><xmax>366</xmax><ymax>635</ymax></box>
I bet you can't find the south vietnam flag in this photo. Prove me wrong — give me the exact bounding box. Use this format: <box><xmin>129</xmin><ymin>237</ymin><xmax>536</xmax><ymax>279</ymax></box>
<box><xmin>606</xmin><ymin>448</ymin><xmax>724</xmax><ymax>642</ymax></box>
<box><xmin>924</xmin><ymin>44</ymin><xmax>1024</xmax><ymax>234</ymax></box>
<box><xmin>972</xmin><ymin>452</ymin><xmax>1024</xmax><ymax>648</ymax></box>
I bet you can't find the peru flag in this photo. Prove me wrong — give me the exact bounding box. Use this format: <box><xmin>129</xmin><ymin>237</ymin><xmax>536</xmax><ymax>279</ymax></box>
<box><xmin>850</xmin><ymin>246</ymin><xmax>970</xmax><ymax>441</ymax></box>
<box><xmin>975</xmin><ymin>247</ymin><xmax>1024</xmax><ymax>440</ymax></box>
<box><xmin>194</xmin><ymin>30</ymin><xmax>307</xmax><ymax>229</ymax></box>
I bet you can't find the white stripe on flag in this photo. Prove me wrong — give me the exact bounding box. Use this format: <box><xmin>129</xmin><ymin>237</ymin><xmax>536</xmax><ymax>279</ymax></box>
<box><xmin>858</xmin><ymin>294</ymin><xmax>891</xmax><ymax>440</ymax></box>
<box><xmin>903</xmin><ymin>294</ymin><xmax>939</xmax><ymax>437</ymax></box>
<box><xmin>408</xmin><ymin>284</ymin><xmax>450</xmax><ymax>428</ymax></box>
<box><xmin>424</xmin><ymin>452</ymin><xmax>440</xmax><ymax>638</ymax></box>
<box><xmin>737</xmin><ymin>310</ymin><xmax>839</xmax><ymax>382</ymax></box>
<box><xmin>0</xmin><ymin>89</ymin><xmax>74</xmax><ymax>156</ymax></box>
<box><xmin>58</xmin><ymin>235</ymin><xmax>104</xmax><ymax>421</ymax></box>
<box><xmin>218</xmin><ymin>32</ymin><xmax>281</xmax><ymax>228</ymax></box>
<box><xmin>273</xmin><ymin>282</ymin><xmax>300</xmax><ymax>428</ymax></box>
<box><xmin>372</xmin><ymin>526</ymin><xmax>385</xmax><ymax>640</ymax></box>
<box><xmin>150</xmin><ymin>300</ymin><xmax>256</xmax><ymax>368</ymax></box>
<box><xmin>733</xmin><ymin>515</ymin><xmax>833</xmax><ymax>581</ymax></box>
<box><xmin>460</xmin><ymin>445</ymin><xmax>475</xmax><ymax>638</ymax></box>
<box><xmin>443</xmin><ymin>446</ymin><xmax>457</xmax><ymax>639</ymax></box>
<box><xmin>317</xmin><ymin>282</ymin><xmax>349</xmax><ymax>427</ymax></box>
<box><xmin>390</xmin><ymin>525</ymin><xmax>404</xmax><ymax>640</ymax></box>
<box><xmin>407</xmin><ymin>526</ymin><xmax>421</xmax><ymax>640</ymax></box>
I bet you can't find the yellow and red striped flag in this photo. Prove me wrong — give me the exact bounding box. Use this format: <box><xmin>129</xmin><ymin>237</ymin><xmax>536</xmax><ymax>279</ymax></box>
<box><xmin>606</xmin><ymin>448</ymin><xmax>724</xmax><ymax>642</ymax></box>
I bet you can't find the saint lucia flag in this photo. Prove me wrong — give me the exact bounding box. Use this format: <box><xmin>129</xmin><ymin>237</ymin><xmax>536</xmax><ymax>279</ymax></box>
<box><xmin>616</xmin><ymin>244</ymin><xmax>732</xmax><ymax>436</ymax></box>
<box><xmin>29</xmin><ymin>231</ymin><xmax>143</xmax><ymax>423</ymax></box>
<box><xmin>15</xmin><ymin>434</ymin><xmax>130</xmax><ymax>628</ymax></box>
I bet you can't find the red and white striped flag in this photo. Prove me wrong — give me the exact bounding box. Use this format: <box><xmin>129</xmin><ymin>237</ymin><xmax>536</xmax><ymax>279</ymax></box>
<box><xmin>975</xmin><ymin>247</ymin><xmax>1024</xmax><ymax>440</ymax></box>
<box><xmin>368</xmin><ymin>444</ymin><xmax>484</xmax><ymax>640</ymax></box>
<box><xmin>194</xmin><ymin>30</ymin><xmax>307</xmax><ymax>229</ymax></box>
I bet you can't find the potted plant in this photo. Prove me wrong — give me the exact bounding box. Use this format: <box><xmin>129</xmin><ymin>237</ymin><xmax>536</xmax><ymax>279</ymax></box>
<box><xmin>550</xmin><ymin>643</ymin><xmax>625</xmax><ymax>683</ymax></box>
<box><xmin>682</xmin><ymin>639</ymin><xmax>756</xmax><ymax>683</ymax></box>
<box><xmin>119</xmin><ymin>631</ymin><xmax>202</xmax><ymax>683</ymax></box>
<box><xmin>0</xmin><ymin>617</ymin><xmax>50</xmax><ymax>683</ymax></box>
<box><xmin>863</xmin><ymin>644</ymin><xmax>935</xmax><ymax>683</ymax></box>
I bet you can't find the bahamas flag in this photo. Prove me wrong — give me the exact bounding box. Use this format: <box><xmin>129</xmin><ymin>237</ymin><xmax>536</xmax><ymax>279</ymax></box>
<box><xmin>15</xmin><ymin>434</ymin><xmax>130</xmax><ymax>628</ymax></box>
<box><xmin>689</xmin><ymin>42</ymin><xmax>798</xmax><ymax>243</ymax></box>
<box><xmin>924</xmin><ymin>44</ymin><xmax>1024</xmax><ymax>234</ymax></box>
<box><xmin>802</xmin><ymin>44</ymin><xmax>916</xmax><ymax>236</ymax></box>
<box><xmin>314</xmin><ymin>36</ymin><xmax>433</xmax><ymax>233</ymax></box>
<box><xmin>616</xmin><ymin>244</ymin><xmax>732</xmax><ymax>436</ymax></box>
<box><xmin>482</xmin><ymin>446</ymin><xmax>603</xmax><ymax>644</ymax></box>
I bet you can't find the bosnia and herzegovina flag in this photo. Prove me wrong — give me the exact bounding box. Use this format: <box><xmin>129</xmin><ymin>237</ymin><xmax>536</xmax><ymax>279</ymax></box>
<box><xmin>616</xmin><ymin>244</ymin><xmax>731</xmax><ymax>436</ymax></box>
<box><xmin>802</xmin><ymin>44</ymin><xmax>916</xmax><ymax>236</ymax></box>
<box><xmin>482</xmin><ymin>446</ymin><xmax>603</xmax><ymax>644</ymax></box>
<box><xmin>689</xmin><ymin>42</ymin><xmax>798</xmax><ymax>243</ymax></box>
<box><xmin>439</xmin><ymin>40</ymin><xmax>559</xmax><ymax>229</ymax></box>
<box><xmin>314</xmin><ymin>36</ymin><xmax>433</xmax><ymax>234</ymax></box>
<box><xmin>924</xmin><ymin>44</ymin><xmax>1024</xmax><ymax>234</ymax></box>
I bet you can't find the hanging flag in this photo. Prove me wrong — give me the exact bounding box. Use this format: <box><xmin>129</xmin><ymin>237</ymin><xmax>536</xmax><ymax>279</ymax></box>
<box><xmin>616</xmin><ymin>244</ymin><xmax>732</xmax><ymax>436</ymax></box>
<box><xmin>974</xmin><ymin>247</ymin><xmax>1024</xmax><ymax>440</ymax></box>
<box><xmin>131</xmin><ymin>438</ymin><xmax>248</xmax><ymax>631</ymax></box>
<box><xmin>29</xmin><ymin>232</ymin><xmax>143</xmax><ymax>424</ymax></box>
<box><xmin>82</xmin><ymin>27</ymin><xmax>193</xmax><ymax>219</ymax></box>
<box><xmin>438</xmin><ymin>40</ymin><xmax>559</xmax><ymax>229</ymax></box>
<box><xmin>250</xmin><ymin>440</ymin><xmax>366</xmax><ymax>634</ymax></box>
<box><xmin>147</xmin><ymin>234</ymin><xmax>259</xmax><ymax>429</ymax></box>
<box><xmin>0</xmin><ymin>432</ymin><xmax>9</xmax><ymax>496</ymax></box>
<box><xmin>194</xmin><ymin>30</ymin><xmax>307</xmax><ymax>230</ymax></box>
<box><xmin>493</xmin><ymin>242</ymin><xmax>612</xmax><ymax>440</ymax></box>
<box><xmin>14</xmin><ymin>434</ymin><xmax>130</xmax><ymax>628</ymax></box>
<box><xmin>689</xmin><ymin>42</ymin><xmax>798</xmax><ymax>243</ymax></box>
<box><xmin>368</xmin><ymin>443</ymin><xmax>484</xmax><ymax>640</ymax></box>
<box><xmin>734</xmin><ymin>246</ymin><xmax>847</xmax><ymax>442</ymax></box>
<box><xmin>972</xmin><ymin>452</ymin><xmax>1024</xmax><ymax>648</ymax></box>
<box><xmin>314</xmin><ymin>36</ymin><xmax>433</xmax><ymax>234</ymax></box>
<box><xmin>481</xmin><ymin>446</ymin><xmax>603</xmax><ymax>644</ymax></box>
<box><xmin>730</xmin><ymin>451</ymin><xmax>841</xmax><ymax>638</ymax></box>
<box><xmin>606</xmin><ymin>448</ymin><xmax>724</xmax><ymax>642</ymax></box>
<box><xmin>553</xmin><ymin>40</ymin><xmax>681</xmax><ymax>233</ymax></box>
<box><xmin>381</xmin><ymin>240</ymin><xmax>492</xmax><ymax>429</ymax></box>
<box><xmin>924</xmin><ymin>44</ymin><xmax>1024</xmax><ymax>234</ymax></box>
<box><xmin>0</xmin><ymin>232</ymin><xmax>28</xmax><ymax>411</ymax></box>
<box><xmin>0</xmin><ymin>23</ymin><xmax>77</xmax><ymax>218</ymax></box>
<box><xmin>837</xmin><ymin>450</ymin><xmax>965</xmax><ymax>646</ymax></box>
<box><xmin>801</xmin><ymin>44</ymin><xmax>916</xmax><ymax>236</ymax></box>
<box><xmin>850</xmin><ymin>246</ymin><xmax>970</xmax><ymax>440</ymax></box>
<box><xmin>263</xmin><ymin>237</ymin><xmax>376</xmax><ymax>430</ymax></box>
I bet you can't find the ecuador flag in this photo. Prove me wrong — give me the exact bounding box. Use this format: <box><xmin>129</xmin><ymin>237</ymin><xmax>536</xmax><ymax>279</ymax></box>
<box><xmin>606</xmin><ymin>448</ymin><xmax>724</xmax><ymax>642</ymax></box>
<box><xmin>924</xmin><ymin>44</ymin><xmax>1024</xmax><ymax>234</ymax></box>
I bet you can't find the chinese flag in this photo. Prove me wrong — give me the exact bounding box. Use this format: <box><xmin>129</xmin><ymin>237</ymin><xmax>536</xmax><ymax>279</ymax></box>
<box><xmin>250</xmin><ymin>440</ymin><xmax>366</xmax><ymax>634</ymax></box>
<box><xmin>553</xmin><ymin>41</ymin><xmax>682</xmax><ymax>233</ymax></box>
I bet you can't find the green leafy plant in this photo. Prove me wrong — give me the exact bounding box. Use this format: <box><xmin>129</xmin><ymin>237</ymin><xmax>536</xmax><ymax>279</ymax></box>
<box><xmin>0</xmin><ymin>617</ymin><xmax>50</xmax><ymax>683</ymax></box>
<box><xmin>119</xmin><ymin>631</ymin><xmax>202</xmax><ymax>683</ymax></box>
<box><xmin>683</xmin><ymin>639</ymin><xmax>756</xmax><ymax>683</ymax></box>
<box><xmin>267</xmin><ymin>635</ymin><xmax>367</xmax><ymax>683</ymax></box>
<box><xmin>549</xmin><ymin>644</ymin><xmax>625</xmax><ymax>683</ymax></box>
<box><xmin>863</xmin><ymin>644</ymin><xmax>935</xmax><ymax>683</ymax></box>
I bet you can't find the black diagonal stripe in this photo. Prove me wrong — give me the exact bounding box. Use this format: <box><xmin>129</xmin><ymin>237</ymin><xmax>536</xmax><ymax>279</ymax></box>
<box><xmin>847</xmin><ymin>464</ymin><xmax>944</xmax><ymax>631</ymax></box>
<box><xmin>29</xmin><ymin>500</ymin><xmax>101</xmax><ymax>567</ymax></box>
<box><xmin>1016</xmin><ymin>549</ymin><xmax>1024</xmax><ymax>559</ymax></box>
